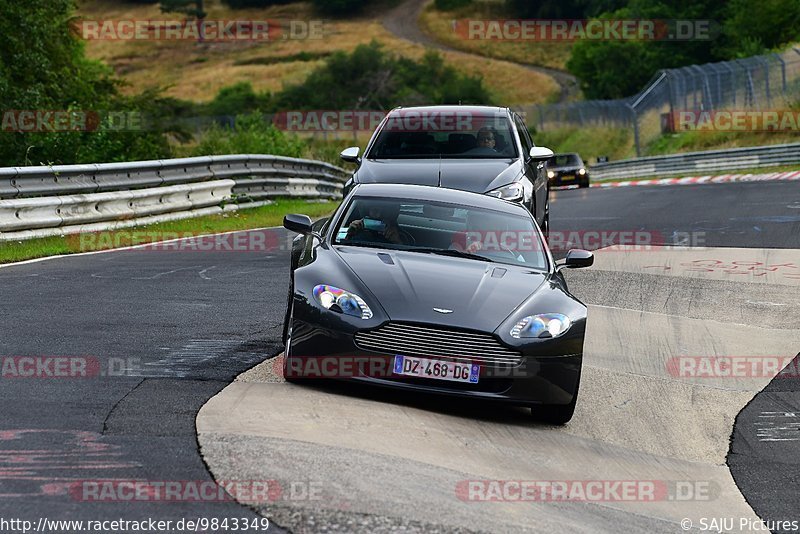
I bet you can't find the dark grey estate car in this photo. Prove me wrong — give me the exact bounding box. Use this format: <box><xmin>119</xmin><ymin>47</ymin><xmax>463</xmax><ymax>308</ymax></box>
<box><xmin>339</xmin><ymin>105</ymin><xmax>554</xmax><ymax>235</ymax></box>
<box><xmin>546</xmin><ymin>153</ymin><xmax>590</xmax><ymax>188</ymax></box>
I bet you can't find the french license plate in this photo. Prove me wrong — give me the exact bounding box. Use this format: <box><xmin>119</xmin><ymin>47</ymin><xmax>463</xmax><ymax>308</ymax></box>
<box><xmin>393</xmin><ymin>355</ymin><xmax>479</xmax><ymax>383</ymax></box>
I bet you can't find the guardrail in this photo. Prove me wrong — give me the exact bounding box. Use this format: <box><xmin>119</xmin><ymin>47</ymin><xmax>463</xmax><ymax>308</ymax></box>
<box><xmin>590</xmin><ymin>142</ymin><xmax>800</xmax><ymax>180</ymax></box>
<box><xmin>0</xmin><ymin>155</ymin><xmax>348</xmax><ymax>240</ymax></box>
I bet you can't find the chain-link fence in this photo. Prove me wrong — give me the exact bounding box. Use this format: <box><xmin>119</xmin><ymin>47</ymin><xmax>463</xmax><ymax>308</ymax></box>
<box><xmin>516</xmin><ymin>48</ymin><xmax>800</xmax><ymax>156</ymax></box>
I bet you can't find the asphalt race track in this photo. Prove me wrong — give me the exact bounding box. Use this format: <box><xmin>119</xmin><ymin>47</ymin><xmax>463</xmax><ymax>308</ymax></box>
<box><xmin>2</xmin><ymin>180</ymin><xmax>799</xmax><ymax>532</ymax></box>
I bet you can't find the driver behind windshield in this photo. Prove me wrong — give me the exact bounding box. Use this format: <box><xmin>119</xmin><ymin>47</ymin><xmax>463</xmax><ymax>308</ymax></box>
<box><xmin>345</xmin><ymin>202</ymin><xmax>412</xmax><ymax>245</ymax></box>
<box><xmin>476</xmin><ymin>127</ymin><xmax>497</xmax><ymax>151</ymax></box>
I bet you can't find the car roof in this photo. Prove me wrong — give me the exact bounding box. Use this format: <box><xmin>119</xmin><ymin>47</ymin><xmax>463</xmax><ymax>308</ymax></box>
<box><xmin>350</xmin><ymin>183</ymin><xmax>529</xmax><ymax>214</ymax></box>
<box><xmin>388</xmin><ymin>105</ymin><xmax>510</xmax><ymax>115</ymax></box>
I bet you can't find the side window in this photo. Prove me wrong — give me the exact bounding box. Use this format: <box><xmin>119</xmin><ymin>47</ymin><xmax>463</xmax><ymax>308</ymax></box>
<box><xmin>514</xmin><ymin>115</ymin><xmax>532</xmax><ymax>155</ymax></box>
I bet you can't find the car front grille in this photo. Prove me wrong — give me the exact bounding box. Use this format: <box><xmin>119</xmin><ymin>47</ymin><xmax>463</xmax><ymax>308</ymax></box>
<box><xmin>354</xmin><ymin>322</ymin><xmax>522</xmax><ymax>366</ymax></box>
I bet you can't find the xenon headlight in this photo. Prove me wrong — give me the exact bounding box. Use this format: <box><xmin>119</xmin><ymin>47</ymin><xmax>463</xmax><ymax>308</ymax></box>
<box><xmin>578</xmin><ymin>168</ymin><xmax>586</xmax><ymax>175</ymax></box>
<box><xmin>313</xmin><ymin>284</ymin><xmax>373</xmax><ymax>319</ymax></box>
<box><xmin>547</xmin><ymin>170</ymin><xmax>556</xmax><ymax>179</ymax></box>
<box><xmin>486</xmin><ymin>183</ymin><xmax>524</xmax><ymax>202</ymax></box>
<box><xmin>510</xmin><ymin>313</ymin><xmax>571</xmax><ymax>339</ymax></box>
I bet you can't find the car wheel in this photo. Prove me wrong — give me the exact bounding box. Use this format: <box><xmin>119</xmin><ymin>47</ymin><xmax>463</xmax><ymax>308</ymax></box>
<box><xmin>531</xmin><ymin>394</ymin><xmax>577</xmax><ymax>425</ymax></box>
<box><xmin>282</xmin><ymin>297</ymin><xmax>304</xmax><ymax>383</ymax></box>
<box><xmin>531</xmin><ymin>372</ymin><xmax>580</xmax><ymax>425</ymax></box>
<box><xmin>579</xmin><ymin>179</ymin><xmax>590</xmax><ymax>189</ymax></box>
<box><xmin>282</xmin><ymin>281</ymin><xmax>293</xmax><ymax>346</ymax></box>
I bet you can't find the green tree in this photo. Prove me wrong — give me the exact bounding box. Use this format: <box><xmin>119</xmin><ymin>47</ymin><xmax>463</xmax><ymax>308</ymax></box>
<box><xmin>721</xmin><ymin>0</ymin><xmax>800</xmax><ymax>57</ymax></box>
<box><xmin>0</xmin><ymin>0</ymin><xmax>172</xmax><ymax>165</ymax></box>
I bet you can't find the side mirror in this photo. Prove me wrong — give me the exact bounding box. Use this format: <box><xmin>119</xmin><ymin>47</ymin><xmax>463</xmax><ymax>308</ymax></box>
<box><xmin>340</xmin><ymin>146</ymin><xmax>360</xmax><ymax>163</ymax></box>
<box><xmin>556</xmin><ymin>249</ymin><xmax>594</xmax><ymax>271</ymax></box>
<box><xmin>529</xmin><ymin>146</ymin><xmax>554</xmax><ymax>162</ymax></box>
<box><xmin>283</xmin><ymin>214</ymin><xmax>314</xmax><ymax>235</ymax></box>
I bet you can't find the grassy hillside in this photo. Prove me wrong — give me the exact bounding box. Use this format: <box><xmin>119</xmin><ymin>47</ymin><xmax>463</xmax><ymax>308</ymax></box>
<box><xmin>77</xmin><ymin>0</ymin><xmax>558</xmax><ymax>105</ymax></box>
<box><xmin>418</xmin><ymin>1</ymin><xmax>572</xmax><ymax>72</ymax></box>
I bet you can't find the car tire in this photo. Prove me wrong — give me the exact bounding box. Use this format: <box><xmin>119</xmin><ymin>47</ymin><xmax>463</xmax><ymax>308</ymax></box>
<box><xmin>579</xmin><ymin>179</ymin><xmax>590</xmax><ymax>189</ymax></box>
<box><xmin>531</xmin><ymin>371</ymin><xmax>580</xmax><ymax>425</ymax></box>
<box><xmin>282</xmin><ymin>297</ymin><xmax>305</xmax><ymax>383</ymax></box>
<box><xmin>531</xmin><ymin>394</ymin><xmax>577</xmax><ymax>425</ymax></box>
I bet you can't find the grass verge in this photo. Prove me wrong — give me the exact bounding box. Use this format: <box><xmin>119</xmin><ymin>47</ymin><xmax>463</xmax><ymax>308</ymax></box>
<box><xmin>0</xmin><ymin>198</ymin><xmax>339</xmax><ymax>265</ymax></box>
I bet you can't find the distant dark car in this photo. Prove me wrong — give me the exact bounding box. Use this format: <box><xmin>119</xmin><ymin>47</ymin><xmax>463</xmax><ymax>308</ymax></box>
<box><xmin>339</xmin><ymin>105</ymin><xmax>554</xmax><ymax>236</ymax></box>
<box><xmin>282</xmin><ymin>183</ymin><xmax>594</xmax><ymax>424</ymax></box>
<box><xmin>546</xmin><ymin>153</ymin><xmax>589</xmax><ymax>188</ymax></box>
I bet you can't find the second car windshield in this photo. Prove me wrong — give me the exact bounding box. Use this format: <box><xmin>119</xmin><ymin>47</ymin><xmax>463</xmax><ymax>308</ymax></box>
<box><xmin>333</xmin><ymin>197</ymin><xmax>547</xmax><ymax>269</ymax></box>
<box><xmin>550</xmin><ymin>154</ymin><xmax>582</xmax><ymax>167</ymax></box>
<box><xmin>367</xmin><ymin>112</ymin><xmax>518</xmax><ymax>159</ymax></box>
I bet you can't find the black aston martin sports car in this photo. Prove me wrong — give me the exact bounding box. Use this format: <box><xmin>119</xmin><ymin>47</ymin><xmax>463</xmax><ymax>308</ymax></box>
<box><xmin>281</xmin><ymin>184</ymin><xmax>593</xmax><ymax>424</ymax></box>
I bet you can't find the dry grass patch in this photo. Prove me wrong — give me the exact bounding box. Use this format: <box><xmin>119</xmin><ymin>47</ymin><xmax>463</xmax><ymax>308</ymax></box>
<box><xmin>419</xmin><ymin>3</ymin><xmax>573</xmax><ymax>71</ymax></box>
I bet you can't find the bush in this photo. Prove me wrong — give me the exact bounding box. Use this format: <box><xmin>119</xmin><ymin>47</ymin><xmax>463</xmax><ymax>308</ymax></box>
<box><xmin>206</xmin><ymin>82</ymin><xmax>271</xmax><ymax>116</ymax></box>
<box><xmin>434</xmin><ymin>0</ymin><xmax>472</xmax><ymax>10</ymax></box>
<box><xmin>311</xmin><ymin>0</ymin><xmax>368</xmax><ymax>16</ymax></box>
<box><xmin>274</xmin><ymin>41</ymin><xmax>492</xmax><ymax>110</ymax></box>
<box><xmin>221</xmin><ymin>0</ymin><xmax>295</xmax><ymax>7</ymax></box>
<box><xmin>193</xmin><ymin>114</ymin><xmax>305</xmax><ymax>157</ymax></box>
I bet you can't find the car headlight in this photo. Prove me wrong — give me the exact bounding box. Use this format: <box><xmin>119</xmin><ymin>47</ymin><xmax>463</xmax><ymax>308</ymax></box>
<box><xmin>578</xmin><ymin>168</ymin><xmax>586</xmax><ymax>175</ymax></box>
<box><xmin>510</xmin><ymin>313</ymin><xmax>571</xmax><ymax>339</ymax></box>
<box><xmin>313</xmin><ymin>284</ymin><xmax>373</xmax><ymax>319</ymax></box>
<box><xmin>486</xmin><ymin>183</ymin><xmax>524</xmax><ymax>201</ymax></box>
<box><xmin>547</xmin><ymin>171</ymin><xmax>555</xmax><ymax>179</ymax></box>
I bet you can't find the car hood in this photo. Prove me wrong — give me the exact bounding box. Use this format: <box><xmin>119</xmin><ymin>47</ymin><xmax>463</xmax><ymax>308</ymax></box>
<box><xmin>335</xmin><ymin>246</ymin><xmax>546</xmax><ymax>331</ymax></box>
<box><xmin>355</xmin><ymin>159</ymin><xmax>522</xmax><ymax>194</ymax></box>
<box><xmin>549</xmin><ymin>165</ymin><xmax>582</xmax><ymax>172</ymax></box>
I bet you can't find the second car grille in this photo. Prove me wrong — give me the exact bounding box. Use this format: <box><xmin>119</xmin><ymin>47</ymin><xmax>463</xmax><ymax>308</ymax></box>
<box><xmin>354</xmin><ymin>323</ymin><xmax>522</xmax><ymax>366</ymax></box>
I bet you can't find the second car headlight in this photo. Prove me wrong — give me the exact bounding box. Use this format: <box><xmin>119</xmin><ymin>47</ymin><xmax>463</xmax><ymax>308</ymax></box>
<box><xmin>547</xmin><ymin>170</ymin><xmax>555</xmax><ymax>179</ymax></box>
<box><xmin>578</xmin><ymin>168</ymin><xmax>586</xmax><ymax>175</ymax></box>
<box><xmin>486</xmin><ymin>183</ymin><xmax>524</xmax><ymax>202</ymax></box>
<box><xmin>510</xmin><ymin>313</ymin><xmax>571</xmax><ymax>339</ymax></box>
<box><xmin>313</xmin><ymin>284</ymin><xmax>373</xmax><ymax>319</ymax></box>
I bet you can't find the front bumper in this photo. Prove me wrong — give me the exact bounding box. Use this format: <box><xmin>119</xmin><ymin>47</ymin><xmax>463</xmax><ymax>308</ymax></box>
<box><xmin>287</xmin><ymin>319</ymin><xmax>582</xmax><ymax>407</ymax></box>
<box><xmin>548</xmin><ymin>171</ymin><xmax>587</xmax><ymax>186</ymax></box>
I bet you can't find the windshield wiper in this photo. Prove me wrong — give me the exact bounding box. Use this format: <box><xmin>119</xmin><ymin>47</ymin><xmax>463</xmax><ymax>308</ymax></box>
<box><xmin>411</xmin><ymin>247</ymin><xmax>496</xmax><ymax>263</ymax></box>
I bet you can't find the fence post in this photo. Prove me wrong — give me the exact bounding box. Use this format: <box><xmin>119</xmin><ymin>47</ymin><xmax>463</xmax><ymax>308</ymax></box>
<box><xmin>627</xmin><ymin>104</ymin><xmax>641</xmax><ymax>157</ymax></box>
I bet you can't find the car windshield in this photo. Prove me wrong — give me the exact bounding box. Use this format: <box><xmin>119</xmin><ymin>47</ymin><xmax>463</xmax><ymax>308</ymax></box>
<box><xmin>549</xmin><ymin>154</ymin><xmax>582</xmax><ymax>167</ymax></box>
<box><xmin>333</xmin><ymin>197</ymin><xmax>547</xmax><ymax>269</ymax></box>
<box><xmin>367</xmin><ymin>111</ymin><xmax>518</xmax><ymax>159</ymax></box>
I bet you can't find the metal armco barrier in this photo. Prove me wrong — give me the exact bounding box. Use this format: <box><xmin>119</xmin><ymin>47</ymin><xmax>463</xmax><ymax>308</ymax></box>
<box><xmin>590</xmin><ymin>142</ymin><xmax>800</xmax><ymax>180</ymax></box>
<box><xmin>0</xmin><ymin>155</ymin><xmax>348</xmax><ymax>239</ymax></box>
